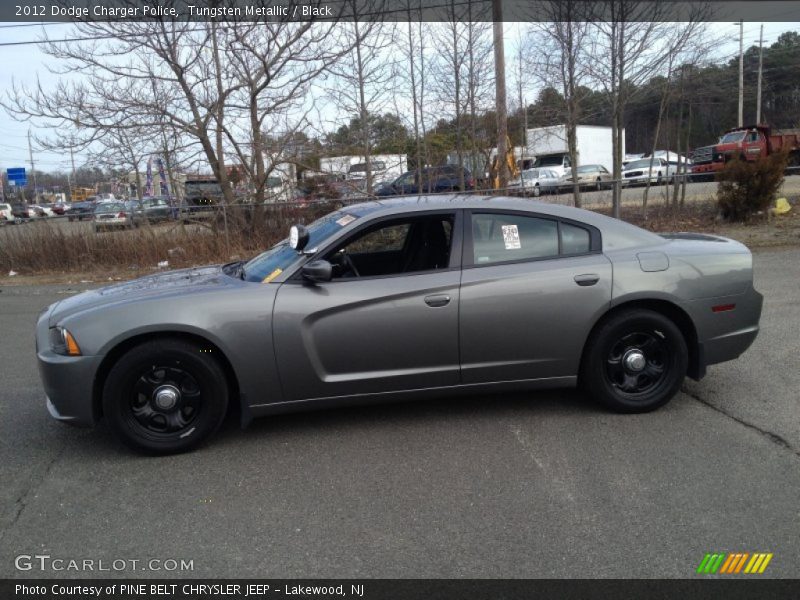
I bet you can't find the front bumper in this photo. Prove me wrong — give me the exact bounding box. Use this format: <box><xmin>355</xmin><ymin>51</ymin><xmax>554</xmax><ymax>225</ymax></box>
<box><xmin>37</xmin><ymin>349</ymin><xmax>103</xmax><ymax>427</ymax></box>
<box><xmin>36</xmin><ymin>308</ymin><xmax>102</xmax><ymax>427</ymax></box>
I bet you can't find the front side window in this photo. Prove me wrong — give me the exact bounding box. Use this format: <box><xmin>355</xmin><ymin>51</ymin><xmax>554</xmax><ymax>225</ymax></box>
<box><xmin>243</xmin><ymin>210</ymin><xmax>362</xmax><ymax>282</ymax></box>
<box><xmin>326</xmin><ymin>214</ymin><xmax>454</xmax><ymax>279</ymax></box>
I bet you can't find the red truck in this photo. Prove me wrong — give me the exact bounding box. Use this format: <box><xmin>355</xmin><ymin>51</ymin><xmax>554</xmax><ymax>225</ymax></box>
<box><xmin>690</xmin><ymin>125</ymin><xmax>800</xmax><ymax>180</ymax></box>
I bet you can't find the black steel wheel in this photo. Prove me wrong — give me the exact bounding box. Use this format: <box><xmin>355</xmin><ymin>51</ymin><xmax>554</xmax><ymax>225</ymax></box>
<box><xmin>581</xmin><ymin>309</ymin><xmax>687</xmax><ymax>413</ymax></box>
<box><xmin>103</xmin><ymin>339</ymin><xmax>228</xmax><ymax>454</ymax></box>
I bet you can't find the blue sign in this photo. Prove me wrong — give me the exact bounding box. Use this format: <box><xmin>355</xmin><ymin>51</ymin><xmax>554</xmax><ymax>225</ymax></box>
<box><xmin>7</xmin><ymin>167</ymin><xmax>27</xmax><ymax>187</ymax></box>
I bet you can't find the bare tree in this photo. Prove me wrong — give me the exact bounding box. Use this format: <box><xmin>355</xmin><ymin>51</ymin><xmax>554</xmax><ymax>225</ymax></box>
<box><xmin>397</xmin><ymin>5</ymin><xmax>426</xmax><ymax>186</ymax></box>
<box><xmin>590</xmin><ymin>2</ymin><xmax>713</xmax><ymax>217</ymax></box>
<box><xmin>4</xmin><ymin>5</ymin><xmax>352</xmax><ymax>209</ymax></box>
<box><xmin>529</xmin><ymin>1</ymin><xmax>594</xmax><ymax>207</ymax></box>
<box><xmin>326</xmin><ymin>1</ymin><xmax>397</xmax><ymax>195</ymax></box>
<box><xmin>639</xmin><ymin>24</ymin><xmax>713</xmax><ymax>216</ymax></box>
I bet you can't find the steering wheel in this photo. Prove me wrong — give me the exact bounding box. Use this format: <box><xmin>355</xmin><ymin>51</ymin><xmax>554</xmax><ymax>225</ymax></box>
<box><xmin>341</xmin><ymin>252</ymin><xmax>360</xmax><ymax>277</ymax></box>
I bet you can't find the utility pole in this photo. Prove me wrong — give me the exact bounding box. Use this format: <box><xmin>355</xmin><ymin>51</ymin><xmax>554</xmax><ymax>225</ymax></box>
<box><xmin>756</xmin><ymin>24</ymin><xmax>764</xmax><ymax>125</ymax></box>
<box><xmin>69</xmin><ymin>143</ymin><xmax>76</xmax><ymax>201</ymax></box>
<box><xmin>28</xmin><ymin>129</ymin><xmax>37</xmax><ymax>203</ymax></box>
<box><xmin>493</xmin><ymin>0</ymin><xmax>509</xmax><ymax>190</ymax></box>
<box><xmin>737</xmin><ymin>20</ymin><xmax>744</xmax><ymax>127</ymax></box>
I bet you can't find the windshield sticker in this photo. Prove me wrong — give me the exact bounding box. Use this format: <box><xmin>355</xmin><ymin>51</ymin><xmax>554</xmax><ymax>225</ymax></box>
<box><xmin>502</xmin><ymin>224</ymin><xmax>521</xmax><ymax>250</ymax></box>
<box><xmin>262</xmin><ymin>268</ymin><xmax>283</xmax><ymax>283</ymax></box>
<box><xmin>336</xmin><ymin>214</ymin><xmax>356</xmax><ymax>227</ymax></box>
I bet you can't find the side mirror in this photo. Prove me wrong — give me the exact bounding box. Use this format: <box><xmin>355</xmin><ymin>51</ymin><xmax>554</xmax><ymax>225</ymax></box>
<box><xmin>301</xmin><ymin>259</ymin><xmax>332</xmax><ymax>283</ymax></box>
<box><xmin>289</xmin><ymin>224</ymin><xmax>310</xmax><ymax>252</ymax></box>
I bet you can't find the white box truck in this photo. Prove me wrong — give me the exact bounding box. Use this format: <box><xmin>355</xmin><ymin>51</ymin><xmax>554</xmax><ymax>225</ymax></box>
<box><xmin>525</xmin><ymin>125</ymin><xmax>623</xmax><ymax>177</ymax></box>
<box><xmin>319</xmin><ymin>154</ymin><xmax>408</xmax><ymax>184</ymax></box>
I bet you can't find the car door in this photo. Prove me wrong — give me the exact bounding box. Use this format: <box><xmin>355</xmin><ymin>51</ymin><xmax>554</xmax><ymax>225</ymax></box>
<box><xmin>273</xmin><ymin>210</ymin><xmax>463</xmax><ymax>401</ymax></box>
<box><xmin>459</xmin><ymin>210</ymin><xmax>612</xmax><ymax>384</ymax></box>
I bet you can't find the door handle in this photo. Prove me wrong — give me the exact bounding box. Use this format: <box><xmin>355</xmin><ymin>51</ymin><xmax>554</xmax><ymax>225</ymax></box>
<box><xmin>424</xmin><ymin>294</ymin><xmax>451</xmax><ymax>307</ymax></box>
<box><xmin>574</xmin><ymin>274</ymin><xmax>600</xmax><ymax>287</ymax></box>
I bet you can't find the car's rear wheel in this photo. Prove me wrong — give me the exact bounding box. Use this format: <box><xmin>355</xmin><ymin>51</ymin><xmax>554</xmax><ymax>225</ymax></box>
<box><xmin>581</xmin><ymin>309</ymin><xmax>687</xmax><ymax>413</ymax></box>
<box><xmin>102</xmin><ymin>339</ymin><xmax>228</xmax><ymax>454</ymax></box>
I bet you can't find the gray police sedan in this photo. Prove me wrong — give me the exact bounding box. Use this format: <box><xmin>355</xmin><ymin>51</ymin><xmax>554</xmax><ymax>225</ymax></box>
<box><xmin>36</xmin><ymin>196</ymin><xmax>763</xmax><ymax>454</ymax></box>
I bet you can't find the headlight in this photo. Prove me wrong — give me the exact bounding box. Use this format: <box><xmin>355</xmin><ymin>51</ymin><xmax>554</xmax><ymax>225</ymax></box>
<box><xmin>49</xmin><ymin>327</ymin><xmax>82</xmax><ymax>356</ymax></box>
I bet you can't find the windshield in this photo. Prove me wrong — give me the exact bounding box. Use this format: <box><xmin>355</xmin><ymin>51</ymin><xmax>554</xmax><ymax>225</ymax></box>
<box><xmin>95</xmin><ymin>202</ymin><xmax>125</xmax><ymax>213</ymax></box>
<box><xmin>241</xmin><ymin>210</ymin><xmax>360</xmax><ymax>282</ymax></box>
<box><xmin>348</xmin><ymin>162</ymin><xmax>387</xmax><ymax>174</ymax></box>
<box><xmin>520</xmin><ymin>169</ymin><xmax>540</xmax><ymax>180</ymax></box>
<box><xmin>626</xmin><ymin>159</ymin><xmax>660</xmax><ymax>170</ymax></box>
<box><xmin>577</xmin><ymin>165</ymin><xmax>598</xmax><ymax>173</ymax></box>
<box><xmin>719</xmin><ymin>131</ymin><xmax>746</xmax><ymax>144</ymax></box>
<box><xmin>533</xmin><ymin>155</ymin><xmax>564</xmax><ymax>168</ymax></box>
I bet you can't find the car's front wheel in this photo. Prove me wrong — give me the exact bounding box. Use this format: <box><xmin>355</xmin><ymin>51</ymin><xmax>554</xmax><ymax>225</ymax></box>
<box><xmin>102</xmin><ymin>339</ymin><xmax>229</xmax><ymax>454</ymax></box>
<box><xmin>581</xmin><ymin>309</ymin><xmax>687</xmax><ymax>413</ymax></box>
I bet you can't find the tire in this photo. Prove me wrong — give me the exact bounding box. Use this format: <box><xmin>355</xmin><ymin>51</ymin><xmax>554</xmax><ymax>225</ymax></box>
<box><xmin>102</xmin><ymin>339</ymin><xmax>229</xmax><ymax>454</ymax></box>
<box><xmin>580</xmin><ymin>309</ymin><xmax>687</xmax><ymax>413</ymax></box>
<box><xmin>656</xmin><ymin>172</ymin><xmax>663</xmax><ymax>185</ymax></box>
<box><xmin>596</xmin><ymin>178</ymin><xmax>602</xmax><ymax>191</ymax></box>
<box><xmin>533</xmin><ymin>184</ymin><xmax>541</xmax><ymax>197</ymax></box>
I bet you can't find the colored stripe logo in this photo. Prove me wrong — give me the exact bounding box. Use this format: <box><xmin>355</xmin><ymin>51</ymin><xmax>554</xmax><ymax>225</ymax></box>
<box><xmin>697</xmin><ymin>552</ymin><xmax>773</xmax><ymax>574</ymax></box>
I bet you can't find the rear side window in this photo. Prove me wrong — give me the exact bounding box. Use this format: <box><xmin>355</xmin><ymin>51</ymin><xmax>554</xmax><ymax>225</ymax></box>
<box><xmin>471</xmin><ymin>213</ymin><xmax>594</xmax><ymax>265</ymax></box>
<box><xmin>471</xmin><ymin>213</ymin><xmax>559</xmax><ymax>264</ymax></box>
<box><xmin>561</xmin><ymin>222</ymin><xmax>591</xmax><ymax>254</ymax></box>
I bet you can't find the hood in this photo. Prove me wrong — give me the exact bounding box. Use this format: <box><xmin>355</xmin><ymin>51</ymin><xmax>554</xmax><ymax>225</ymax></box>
<box><xmin>48</xmin><ymin>265</ymin><xmax>239</xmax><ymax>326</ymax></box>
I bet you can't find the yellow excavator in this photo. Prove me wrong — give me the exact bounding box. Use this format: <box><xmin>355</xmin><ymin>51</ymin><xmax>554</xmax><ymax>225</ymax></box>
<box><xmin>490</xmin><ymin>137</ymin><xmax>520</xmax><ymax>190</ymax></box>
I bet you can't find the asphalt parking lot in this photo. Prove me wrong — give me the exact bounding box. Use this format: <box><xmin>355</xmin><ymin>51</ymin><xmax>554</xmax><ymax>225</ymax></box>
<box><xmin>0</xmin><ymin>248</ymin><xmax>798</xmax><ymax>579</ymax></box>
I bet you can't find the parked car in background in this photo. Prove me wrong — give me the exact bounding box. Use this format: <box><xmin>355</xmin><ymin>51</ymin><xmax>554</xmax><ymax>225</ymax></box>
<box><xmin>0</xmin><ymin>202</ymin><xmax>15</xmax><ymax>224</ymax></box>
<box><xmin>31</xmin><ymin>204</ymin><xmax>56</xmax><ymax>218</ymax></box>
<box><xmin>68</xmin><ymin>200</ymin><xmax>97</xmax><ymax>221</ymax></box>
<box><xmin>329</xmin><ymin>181</ymin><xmax>369</xmax><ymax>202</ymax></box>
<box><xmin>11</xmin><ymin>203</ymin><xmax>32</xmax><ymax>220</ymax></box>
<box><xmin>507</xmin><ymin>168</ymin><xmax>563</xmax><ymax>197</ymax></box>
<box><xmin>93</xmin><ymin>200</ymin><xmax>133</xmax><ymax>232</ymax></box>
<box><xmin>130</xmin><ymin>197</ymin><xmax>173</xmax><ymax>225</ymax></box>
<box><xmin>622</xmin><ymin>157</ymin><xmax>678</xmax><ymax>186</ymax></box>
<box><xmin>52</xmin><ymin>202</ymin><xmax>71</xmax><ymax>215</ymax></box>
<box><xmin>562</xmin><ymin>164</ymin><xmax>613</xmax><ymax>191</ymax></box>
<box><xmin>376</xmin><ymin>166</ymin><xmax>475</xmax><ymax>196</ymax></box>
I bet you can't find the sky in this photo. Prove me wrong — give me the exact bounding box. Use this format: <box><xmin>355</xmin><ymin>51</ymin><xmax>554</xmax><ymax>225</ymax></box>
<box><xmin>0</xmin><ymin>19</ymin><xmax>799</xmax><ymax>177</ymax></box>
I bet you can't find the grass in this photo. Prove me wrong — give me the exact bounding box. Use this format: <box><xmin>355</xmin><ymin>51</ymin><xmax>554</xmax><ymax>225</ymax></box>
<box><xmin>0</xmin><ymin>201</ymin><xmax>341</xmax><ymax>276</ymax></box>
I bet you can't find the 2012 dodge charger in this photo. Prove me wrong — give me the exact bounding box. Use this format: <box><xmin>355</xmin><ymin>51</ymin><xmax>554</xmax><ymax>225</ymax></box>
<box><xmin>36</xmin><ymin>196</ymin><xmax>763</xmax><ymax>454</ymax></box>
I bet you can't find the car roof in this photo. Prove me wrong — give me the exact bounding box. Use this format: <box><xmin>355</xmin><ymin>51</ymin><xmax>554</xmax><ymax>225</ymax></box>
<box><xmin>342</xmin><ymin>194</ymin><xmax>663</xmax><ymax>249</ymax></box>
